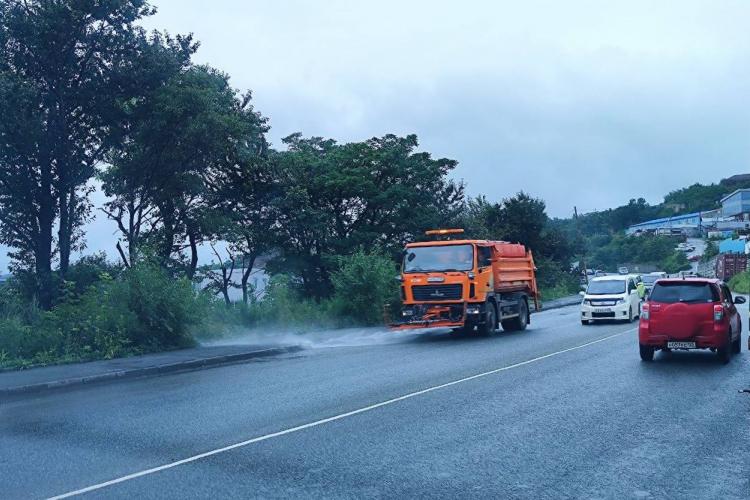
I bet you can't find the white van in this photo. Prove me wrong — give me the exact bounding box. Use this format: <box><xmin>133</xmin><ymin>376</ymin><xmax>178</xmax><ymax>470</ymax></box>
<box><xmin>580</xmin><ymin>275</ymin><xmax>641</xmax><ymax>325</ymax></box>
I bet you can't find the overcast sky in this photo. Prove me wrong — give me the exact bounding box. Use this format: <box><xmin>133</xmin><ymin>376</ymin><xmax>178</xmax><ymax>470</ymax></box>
<box><xmin>3</xmin><ymin>0</ymin><xmax>750</xmax><ymax>272</ymax></box>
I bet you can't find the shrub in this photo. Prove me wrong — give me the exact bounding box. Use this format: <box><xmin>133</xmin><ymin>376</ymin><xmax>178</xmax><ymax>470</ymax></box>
<box><xmin>63</xmin><ymin>253</ymin><xmax>122</xmax><ymax>297</ymax></box>
<box><xmin>662</xmin><ymin>252</ymin><xmax>690</xmax><ymax>274</ymax></box>
<box><xmin>119</xmin><ymin>261</ymin><xmax>203</xmax><ymax>349</ymax></box>
<box><xmin>252</xmin><ymin>274</ymin><xmax>335</xmax><ymax>328</ymax></box>
<box><xmin>729</xmin><ymin>271</ymin><xmax>750</xmax><ymax>294</ymax></box>
<box><xmin>329</xmin><ymin>250</ymin><xmax>399</xmax><ymax>325</ymax></box>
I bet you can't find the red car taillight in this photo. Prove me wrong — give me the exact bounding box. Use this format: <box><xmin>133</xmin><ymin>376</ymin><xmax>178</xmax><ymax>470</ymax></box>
<box><xmin>641</xmin><ymin>303</ymin><xmax>649</xmax><ymax>320</ymax></box>
<box><xmin>714</xmin><ymin>305</ymin><xmax>724</xmax><ymax>322</ymax></box>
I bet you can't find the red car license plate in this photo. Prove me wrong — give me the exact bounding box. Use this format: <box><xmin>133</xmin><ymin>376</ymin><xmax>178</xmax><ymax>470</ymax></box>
<box><xmin>667</xmin><ymin>341</ymin><xmax>696</xmax><ymax>349</ymax></box>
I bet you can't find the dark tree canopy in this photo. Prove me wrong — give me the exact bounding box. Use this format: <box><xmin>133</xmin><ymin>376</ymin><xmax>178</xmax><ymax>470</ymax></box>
<box><xmin>0</xmin><ymin>0</ymin><xmax>193</xmax><ymax>306</ymax></box>
<box><xmin>268</xmin><ymin>133</ymin><xmax>464</xmax><ymax>298</ymax></box>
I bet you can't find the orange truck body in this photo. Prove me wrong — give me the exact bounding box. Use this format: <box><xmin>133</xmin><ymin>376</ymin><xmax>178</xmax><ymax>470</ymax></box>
<box><xmin>391</xmin><ymin>236</ymin><xmax>540</xmax><ymax>332</ymax></box>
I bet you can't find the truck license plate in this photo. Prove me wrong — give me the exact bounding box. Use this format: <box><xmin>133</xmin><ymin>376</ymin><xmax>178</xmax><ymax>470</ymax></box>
<box><xmin>594</xmin><ymin>308</ymin><xmax>612</xmax><ymax>313</ymax></box>
<box><xmin>667</xmin><ymin>341</ymin><xmax>696</xmax><ymax>349</ymax></box>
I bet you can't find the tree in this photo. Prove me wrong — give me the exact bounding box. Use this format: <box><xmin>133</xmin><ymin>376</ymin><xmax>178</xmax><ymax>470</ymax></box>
<box><xmin>0</xmin><ymin>0</ymin><xmax>191</xmax><ymax>307</ymax></box>
<box><xmin>102</xmin><ymin>66</ymin><xmax>269</xmax><ymax>278</ymax></box>
<box><xmin>203</xmin><ymin>243</ymin><xmax>237</xmax><ymax>307</ymax></box>
<box><xmin>268</xmin><ymin>133</ymin><xmax>463</xmax><ymax>298</ymax></box>
<box><xmin>212</xmin><ymin>157</ymin><xmax>275</xmax><ymax>304</ymax></box>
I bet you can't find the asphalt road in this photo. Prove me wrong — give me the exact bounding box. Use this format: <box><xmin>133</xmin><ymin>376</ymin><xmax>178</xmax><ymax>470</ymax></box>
<box><xmin>2</xmin><ymin>304</ymin><xmax>750</xmax><ymax>499</ymax></box>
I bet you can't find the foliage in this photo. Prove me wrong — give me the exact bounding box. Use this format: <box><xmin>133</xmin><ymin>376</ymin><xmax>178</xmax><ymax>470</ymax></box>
<box><xmin>664</xmin><ymin>183</ymin><xmax>729</xmax><ymax>213</ymax></box>
<box><xmin>250</xmin><ymin>274</ymin><xmax>338</xmax><ymax>329</ymax></box>
<box><xmin>0</xmin><ymin>0</ymin><xmax>194</xmax><ymax>307</ymax></box>
<box><xmin>267</xmin><ymin>133</ymin><xmax>463</xmax><ymax>299</ymax></box>
<box><xmin>101</xmin><ymin>65</ymin><xmax>268</xmax><ymax>277</ymax></box>
<box><xmin>701</xmin><ymin>241</ymin><xmax>719</xmax><ymax>263</ymax></box>
<box><xmin>329</xmin><ymin>250</ymin><xmax>399</xmax><ymax>325</ymax></box>
<box><xmin>0</xmin><ymin>260</ymin><xmax>203</xmax><ymax>369</ymax></box>
<box><xmin>661</xmin><ymin>252</ymin><xmax>691</xmax><ymax>274</ymax></box>
<box><xmin>728</xmin><ymin>271</ymin><xmax>750</xmax><ymax>294</ymax></box>
<box><xmin>588</xmin><ymin>234</ymin><xmax>685</xmax><ymax>272</ymax></box>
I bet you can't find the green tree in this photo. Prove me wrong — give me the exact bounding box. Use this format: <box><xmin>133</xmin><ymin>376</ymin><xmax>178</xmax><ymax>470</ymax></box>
<box><xmin>102</xmin><ymin>66</ymin><xmax>269</xmax><ymax>278</ymax></box>
<box><xmin>0</xmin><ymin>0</ymin><xmax>191</xmax><ymax>307</ymax></box>
<box><xmin>269</xmin><ymin>133</ymin><xmax>463</xmax><ymax>298</ymax></box>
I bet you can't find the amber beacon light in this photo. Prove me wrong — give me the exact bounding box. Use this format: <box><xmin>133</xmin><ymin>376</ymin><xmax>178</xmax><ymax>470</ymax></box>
<box><xmin>425</xmin><ymin>228</ymin><xmax>465</xmax><ymax>236</ymax></box>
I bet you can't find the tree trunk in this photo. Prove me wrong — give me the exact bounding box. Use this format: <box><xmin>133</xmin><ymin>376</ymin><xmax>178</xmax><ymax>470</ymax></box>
<box><xmin>36</xmin><ymin>167</ymin><xmax>55</xmax><ymax>309</ymax></box>
<box><xmin>58</xmin><ymin>188</ymin><xmax>71</xmax><ymax>276</ymax></box>
<box><xmin>187</xmin><ymin>232</ymin><xmax>199</xmax><ymax>280</ymax></box>
<box><xmin>221</xmin><ymin>278</ymin><xmax>231</xmax><ymax>306</ymax></box>
<box><xmin>241</xmin><ymin>253</ymin><xmax>257</xmax><ymax>304</ymax></box>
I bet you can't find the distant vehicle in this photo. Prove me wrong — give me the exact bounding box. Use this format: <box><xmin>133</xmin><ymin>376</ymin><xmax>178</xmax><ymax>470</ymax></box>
<box><xmin>618</xmin><ymin>266</ymin><xmax>629</xmax><ymax>275</ymax></box>
<box><xmin>676</xmin><ymin>243</ymin><xmax>695</xmax><ymax>253</ymax></box>
<box><xmin>688</xmin><ymin>254</ymin><xmax>701</xmax><ymax>262</ymax></box>
<box><xmin>640</xmin><ymin>272</ymin><xmax>667</xmax><ymax>293</ymax></box>
<box><xmin>639</xmin><ymin>278</ymin><xmax>744</xmax><ymax>363</ymax></box>
<box><xmin>580</xmin><ymin>275</ymin><xmax>642</xmax><ymax>325</ymax></box>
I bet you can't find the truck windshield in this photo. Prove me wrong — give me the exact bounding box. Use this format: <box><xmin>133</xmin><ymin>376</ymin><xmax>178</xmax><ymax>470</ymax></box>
<box><xmin>586</xmin><ymin>280</ymin><xmax>626</xmax><ymax>295</ymax></box>
<box><xmin>641</xmin><ymin>275</ymin><xmax>659</xmax><ymax>285</ymax></box>
<box><xmin>403</xmin><ymin>244</ymin><xmax>474</xmax><ymax>272</ymax></box>
<box><xmin>649</xmin><ymin>283</ymin><xmax>719</xmax><ymax>303</ymax></box>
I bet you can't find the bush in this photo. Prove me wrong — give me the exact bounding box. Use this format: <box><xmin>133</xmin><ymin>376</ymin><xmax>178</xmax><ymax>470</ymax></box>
<box><xmin>536</xmin><ymin>258</ymin><xmax>580</xmax><ymax>300</ymax></box>
<box><xmin>0</xmin><ymin>260</ymin><xmax>205</xmax><ymax>369</ymax></box>
<box><xmin>701</xmin><ymin>241</ymin><xmax>719</xmax><ymax>263</ymax></box>
<box><xmin>728</xmin><ymin>271</ymin><xmax>750</xmax><ymax>294</ymax></box>
<box><xmin>63</xmin><ymin>253</ymin><xmax>122</xmax><ymax>297</ymax></box>
<box><xmin>662</xmin><ymin>252</ymin><xmax>691</xmax><ymax>274</ymax></box>
<box><xmin>251</xmin><ymin>274</ymin><xmax>336</xmax><ymax>328</ymax></box>
<box><xmin>122</xmin><ymin>261</ymin><xmax>202</xmax><ymax>349</ymax></box>
<box><xmin>329</xmin><ymin>250</ymin><xmax>399</xmax><ymax>325</ymax></box>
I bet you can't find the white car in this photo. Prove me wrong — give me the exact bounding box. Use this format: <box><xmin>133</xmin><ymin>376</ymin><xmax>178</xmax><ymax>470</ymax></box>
<box><xmin>580</xmin><ymin>275</ymin><xmax>642</xmax><ymax>325</ymax></box>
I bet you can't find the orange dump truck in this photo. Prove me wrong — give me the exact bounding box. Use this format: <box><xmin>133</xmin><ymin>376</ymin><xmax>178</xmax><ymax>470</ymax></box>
<box><xmin>391</xmin><ymin>229</ymin><xmax>540</xmax><ymax>334</ymax></box>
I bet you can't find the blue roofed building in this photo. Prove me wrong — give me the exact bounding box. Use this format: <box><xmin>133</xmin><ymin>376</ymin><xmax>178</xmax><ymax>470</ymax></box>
<box><xmin>626</xmin><ymin>212</ymin><xmax>702</xmax><ymax>236</ymax></box>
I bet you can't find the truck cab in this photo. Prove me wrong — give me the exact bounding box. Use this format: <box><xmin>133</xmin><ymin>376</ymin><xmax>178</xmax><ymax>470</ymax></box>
<box><xmin>393</xmin><ymin>230</ymin><xmax>539</xmax><ymax>335</ymax></box>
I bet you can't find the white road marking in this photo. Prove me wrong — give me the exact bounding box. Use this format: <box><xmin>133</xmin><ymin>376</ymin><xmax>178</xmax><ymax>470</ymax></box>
<box><xmin>48</xmin><ymin>327</ymin><xmax>635</xmax><ymax>499</ymax></box>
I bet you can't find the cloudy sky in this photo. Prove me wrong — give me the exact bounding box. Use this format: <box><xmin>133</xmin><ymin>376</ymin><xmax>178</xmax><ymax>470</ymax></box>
<box><xmin>3</xmin><ymin>0</ymin><xmax>750</xmax><ymax>271</ymax></box>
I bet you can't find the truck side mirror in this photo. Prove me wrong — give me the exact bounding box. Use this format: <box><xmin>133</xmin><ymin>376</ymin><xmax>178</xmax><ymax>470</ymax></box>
<box><xmin>579</xmin><ymin>291</ymin><xmax>586</xmax><ymax>297</ymax></box>
<box><xmin>734</xmin><ymin>296</ymin><xmax>746</xmax><ymax>304</ymax></box>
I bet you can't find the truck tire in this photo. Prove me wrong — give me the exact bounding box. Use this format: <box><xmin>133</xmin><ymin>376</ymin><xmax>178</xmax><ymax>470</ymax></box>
<box><xmin>502</xmin><ymin>299</ymin><xmax>528</xmax><ymax>332</ymax></box>
<box><xmin>477</xmin><ymin>303</ymin><xmax>497</xmax><ymax>336</ymax></box>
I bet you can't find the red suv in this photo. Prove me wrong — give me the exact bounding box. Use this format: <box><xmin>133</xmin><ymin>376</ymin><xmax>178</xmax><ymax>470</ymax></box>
<box><xmin>639</xmin><ymin>278</ymin><xmax>745</xmax><ymax>363</ymax></box>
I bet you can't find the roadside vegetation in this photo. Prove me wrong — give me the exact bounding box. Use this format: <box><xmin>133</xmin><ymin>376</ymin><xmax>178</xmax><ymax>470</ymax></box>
<box><xmin>0</xmin><ymin>1</ymin><xmax>721</xmax><ymax>368</ymax></box>
<box><xmin>728</xmin><ymin>271</ymin><xmax>750</xmax><ymax>294</ymax></box>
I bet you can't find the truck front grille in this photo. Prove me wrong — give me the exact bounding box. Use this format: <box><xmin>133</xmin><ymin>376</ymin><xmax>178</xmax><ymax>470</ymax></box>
<box><xmin>411</xmin><ymin>284</ymin><xmax>463</xmax><ymax>301</ymax></box>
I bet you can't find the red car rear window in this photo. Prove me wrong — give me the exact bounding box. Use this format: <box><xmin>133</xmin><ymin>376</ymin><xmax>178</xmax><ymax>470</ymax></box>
<box><xmin>649</xmin><ymin>282</ymin><xmax>719</xmax><ymax>304</ymax></box>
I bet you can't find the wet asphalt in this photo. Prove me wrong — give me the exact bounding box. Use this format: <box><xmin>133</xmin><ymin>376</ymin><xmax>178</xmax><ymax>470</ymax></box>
<box><xmin>2</xmin><ymin>303</ymin><xmax>749</xmax><ymax>499</ymax></box>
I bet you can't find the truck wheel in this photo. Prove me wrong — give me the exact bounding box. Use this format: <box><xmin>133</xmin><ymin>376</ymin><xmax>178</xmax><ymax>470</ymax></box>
<box><xmin>477</xmin><ymin>304</ymin><xmax>497</xmax><ymax>336</ymax></box>
<box><xmin>639</xmin><ymin>344</ymin><xmax>654</xmax><ymax>362</ymax></box>
<box><xmin>502</xmin><ymin>299</ymin><xmax>528</xmax><ymax>332</ymax></box>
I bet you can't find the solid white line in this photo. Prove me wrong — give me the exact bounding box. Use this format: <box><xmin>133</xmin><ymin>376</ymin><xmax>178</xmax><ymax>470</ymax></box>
<box><xmin>47</xmin><ymin>327</ymin><xmax>635</xmax><ymax>499</ymax></box>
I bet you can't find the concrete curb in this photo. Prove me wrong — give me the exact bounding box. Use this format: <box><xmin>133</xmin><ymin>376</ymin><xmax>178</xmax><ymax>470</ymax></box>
<box><xmin>540</xmin><ymin>296</ymin><xmax>582</xmax><ymax>312</ymax></box>
<box><xmin>0</xmin><ymin>345</ymin><xmax>303</xmax><ymax>398</ymax></box>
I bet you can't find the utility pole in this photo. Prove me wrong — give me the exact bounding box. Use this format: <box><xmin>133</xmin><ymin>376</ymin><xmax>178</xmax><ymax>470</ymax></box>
<box><xmin>575</xmin><ymin>206</ymin><xmax>588</xmax><ymax>285</ymax></box>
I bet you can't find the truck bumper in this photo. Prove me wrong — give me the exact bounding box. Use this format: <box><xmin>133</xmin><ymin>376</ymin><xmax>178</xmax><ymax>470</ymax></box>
<box><xmin>391</xmin><ymin>302</ymin><xmax>481</xmax><ymax>331</ymax></box>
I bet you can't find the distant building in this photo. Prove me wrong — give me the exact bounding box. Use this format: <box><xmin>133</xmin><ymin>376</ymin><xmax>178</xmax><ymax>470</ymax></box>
<box><xmin>720</xmin><ymin>189</ymin><xmax>750</xmax><ymax>219</ymax></box>
<box><xmin>626</xmin><ymin>212</ymin><xmax>702</xmax><ymax>236</ymax></box>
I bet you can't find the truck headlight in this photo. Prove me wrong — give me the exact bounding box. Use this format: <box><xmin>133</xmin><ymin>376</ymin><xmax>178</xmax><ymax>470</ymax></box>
<box><xmin>466</xmin><ymin>306</ymin><xmax>480</xmax><ymax>314</ymax></box>
<box><xmin>401</xmin><ymin>309</ymin><xmax>414</xmax><ymax>317</ymax></box>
